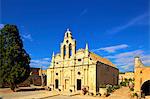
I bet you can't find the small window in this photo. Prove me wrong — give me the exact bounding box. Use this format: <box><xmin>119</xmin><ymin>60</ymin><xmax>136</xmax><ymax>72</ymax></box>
<box><xmin>90</xmin><ymin>58</ymin><xmax>92</xmax><ymax>60</ymax></box>
<box><xmin>140</xmin><ymin>71</ymin><xmax>142</xmax><ymax>74</ymax></box>
<box><xmin>56</xmin><ymin>73</ymin><xmax>58</xmax><ymax>75</ymax></box>
<box><xmin>66</xmin><ymin>40</ymin><xmax>69</xmax><ymax>43</ymax></box>
<box><xmin>78</xmin><ymin>59</ymin><xmax>81</xmax><ymax>61</ymax></box>
<box><xmin>56</xmin><ymin>62</ymin><xmax>58</xmax><ymax>64</ymax></box>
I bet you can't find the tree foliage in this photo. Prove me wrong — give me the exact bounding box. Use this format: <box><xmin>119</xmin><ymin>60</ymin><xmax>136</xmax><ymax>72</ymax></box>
<box><xmin>0</xmin><ymin>24</ymin><xmax>30</xmax><ymax>91</ymax></box>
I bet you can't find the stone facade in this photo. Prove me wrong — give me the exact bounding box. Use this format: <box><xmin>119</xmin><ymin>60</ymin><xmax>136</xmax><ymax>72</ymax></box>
<box><xmin>134</xmin><ymin>56</ymin><xmax>150</xmax><ymax>96</ymax></box>
<box><xmin>47</xmin><ymin>29</ymin><xmax>119</xmax><ymax>94</ymax></box>
<box><xmin>119</xmin><ymin>72</ymin><xmax>134</xmax><ymax>83</ymax></box>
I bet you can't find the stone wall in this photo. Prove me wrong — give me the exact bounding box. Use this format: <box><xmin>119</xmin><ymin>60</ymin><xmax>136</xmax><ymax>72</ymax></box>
<box><xmin>96</xmin><ymin>62</ymin><xmax>119</xmax><ymax>91</ymax></box>
<box><xmin>134</xmin><ymin>57</ymin><xmax>150</xmax><ymax>95</ymax></box>
<box><xmin>119</xmin><ymin>72</ymin><xmax>134</xmax><ymax>83</ymax></box>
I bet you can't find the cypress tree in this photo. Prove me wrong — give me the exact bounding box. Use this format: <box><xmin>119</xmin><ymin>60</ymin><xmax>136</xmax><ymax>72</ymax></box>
<box><xmin>0</xmin><ymin>24</ymin><xmax>30</xmax><ymax>91</ymax></box>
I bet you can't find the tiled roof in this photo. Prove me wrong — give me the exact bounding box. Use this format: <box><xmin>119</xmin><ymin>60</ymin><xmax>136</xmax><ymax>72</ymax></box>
<box><xmin>90</xmin><ymin>52</ymin><xmax>115</xmax><ymax>67</ymax></box>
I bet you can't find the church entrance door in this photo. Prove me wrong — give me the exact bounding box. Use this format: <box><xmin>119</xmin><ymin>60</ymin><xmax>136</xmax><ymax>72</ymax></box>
<box><xmin>65</xmin><ymin>79</ymin><xmax>69</xmax><ymax>90</ymax></box>
<box><xmin>77</xmin><ymin>79</ymin><xmax>81</xmax><ymax>90</ymax></box>
<box><xmin>55</xmin><ymin>79</ymin><xmax>59</xmax><ymax>89</ymax></box>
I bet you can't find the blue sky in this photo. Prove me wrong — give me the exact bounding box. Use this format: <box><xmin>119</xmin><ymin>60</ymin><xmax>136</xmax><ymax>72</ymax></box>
<box><xmin>1</xmin><ymin>0</ymin><xmax>150</xmax><ymax>72</ymax></box>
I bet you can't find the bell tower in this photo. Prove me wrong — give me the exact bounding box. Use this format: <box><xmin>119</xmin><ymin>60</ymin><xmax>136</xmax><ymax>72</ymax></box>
<box><xmin>61</xmin><ymin>29</ymin><xmax>76</xmax><ymax>59</ymax></box>
<box><xmin>134</xmin><ymin>56</ymin><xmax>144</xmax><ymax>68</ymax></box>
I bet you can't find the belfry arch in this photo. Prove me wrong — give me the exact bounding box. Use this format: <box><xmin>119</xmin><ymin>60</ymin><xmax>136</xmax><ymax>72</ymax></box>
<box><xmin>69</xmin><ymin>43</ymin><xmax>72</xmax><ymax>58</ymax></box>
<box><xmin>63</xmin><ymin>45</ymin><xmax>66</xmax><ymax>58</ymax></box>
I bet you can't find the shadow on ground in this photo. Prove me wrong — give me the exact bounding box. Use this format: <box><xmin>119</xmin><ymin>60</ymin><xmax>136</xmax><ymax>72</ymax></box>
<box><xmin>16</xmin><ymin>87</ymin><xmax>45</xmax><ymax>92</ymax></box>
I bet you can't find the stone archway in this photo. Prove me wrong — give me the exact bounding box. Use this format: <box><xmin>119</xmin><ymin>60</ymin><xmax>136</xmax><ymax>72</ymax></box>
<box><xmin>141</xmin><ymin>80</ymin><xmax>150</xmax><ymax>96</ymax></box>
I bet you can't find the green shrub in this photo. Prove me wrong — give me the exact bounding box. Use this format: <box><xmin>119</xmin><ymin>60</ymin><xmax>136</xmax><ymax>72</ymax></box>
<box><xmin>106</xmin><ymin>85</ymin><xmax>120</xmax><ymax>94</ymax></box>
<box><xmin>113</xmin><ymin>85</ymin><xmax>120</xmax><ymax>89</ymax></box>
<box><xmin>120</xmin><ymin>82</ymin><xmax>126</xmax><ymax>86</ymax></box>
<box><xmin>130</xmin><ymin>88</ymin><xmax>134</xmax><ymax>91</ymax></box>
<box><xmin>107</xmin><ymin>86</ymin><xmax>113</xmax><ymax>93</ymax></box>
<box><xmin>132</xmin><ymin>93</ymin><xmax>138</xmax><ymax>98</ymax></box>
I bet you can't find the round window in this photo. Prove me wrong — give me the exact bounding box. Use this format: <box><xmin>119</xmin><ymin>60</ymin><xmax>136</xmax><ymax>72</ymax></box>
<box><xmin>78</xmin><ymin>72</ymin><xmax>81</xmax><ymax>75</ymax></box>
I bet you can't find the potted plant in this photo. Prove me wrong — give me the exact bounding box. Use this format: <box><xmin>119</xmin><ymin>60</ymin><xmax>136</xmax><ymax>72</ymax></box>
<box><xmin>81</xmin><ymin>87</ymin><xmax>87</xmax><ymax>95</ymax></box>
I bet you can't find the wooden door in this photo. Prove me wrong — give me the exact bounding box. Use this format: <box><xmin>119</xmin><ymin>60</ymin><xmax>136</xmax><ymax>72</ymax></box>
<box><xmin>65</xmin><ymin>79</ymin><xmax>69</xmax><ymax>90</ymax></box>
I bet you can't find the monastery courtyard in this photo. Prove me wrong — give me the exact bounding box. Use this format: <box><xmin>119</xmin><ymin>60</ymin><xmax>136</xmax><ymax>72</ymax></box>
<box><xmin>1</xmin><ymin>87</ymin><xmax>150</xmax><ymax>99</ymax></box>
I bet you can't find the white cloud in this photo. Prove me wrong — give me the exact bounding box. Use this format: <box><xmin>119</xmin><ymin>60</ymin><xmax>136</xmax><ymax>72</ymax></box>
<box><xmin>42</xmin><ymin>58</ymin><xmax>50</xmax><ymax>61</ymax></box>
<box><xmin>30</xmin><ymin>58</ymin><xmax>51</xmax><ymax>69</ymax></box>
<box><xmin>92</xmin><ymin>44</ymin><xmax>128</xmax><ymax>53</ymax></box>
<box><xmin>115</xmin><ymin>57</ymin><xmax>134</xmax><ymax>70</ymax></box>
<box><xmin>142</xmin><ymin>60</ymin><xmax>150</xmax><ymax>65</ymax></box>
<box><xmin>0</xmin><ymin>24</ymin><xmax>4</xmax><ymax>29</ymax></box>
<box><xmin>22</xmin><ymin>33</ymin><xmax>33</xmax><ymax>41</ymax></box>
<box><xmin>106</xmin><ymin>13</ymin><xmax>149</xmax><ymax>35</ymax></box>
<box><xmin>106</xmin><ymin>50</ymin><xmax>143</xmax><ymax>58</ymax></box>
<box><xmin>92</xmin><ymin>43</ymin><xmax>150</xmax><ymax>72</ymax></box>
<box><xmin>141</xmin><ymin>55</ymin><xmax>150</xmax><ymax>66</ymax></box>
<box><xmin>105</xmin><ymin>50</ymin><xmax>150</xmax><ymax>71</ymax></box>
<box><xmin>80</xmin><ymin>8</ymin><xmax>88</xmax><ymax>16</ymax></box>
<box><xmin>121</xmin><ymin>64</ymin><xmax>133</xmax><ymax>70</ymax></box>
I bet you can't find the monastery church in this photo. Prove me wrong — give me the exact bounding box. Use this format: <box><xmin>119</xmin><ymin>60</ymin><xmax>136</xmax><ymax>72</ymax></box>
<box><xmin>47</xmin><ymin>29</ymin><xmax>119</xmax><ymax>94</ymax></box>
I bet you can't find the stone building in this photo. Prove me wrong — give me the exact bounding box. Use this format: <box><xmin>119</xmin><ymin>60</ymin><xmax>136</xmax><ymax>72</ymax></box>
<box><xmin>134</xmin><ymin>56</ymin><xmax>150</xmax><ymax>96</ymax></box>
<box><xmin>1</xmin><ymin>67</ymin><xmax>46</xmax><ymax>87</ymax></box>
<box><xmin>47</xmin><ymin>29</ymin><xmax>119</xmax><ymax>94</ymax></box>
<box><xmin>119</xmin><ymin>72</ymin><xmax>134</xmax><ymax>83</ymax></box>
<box><xmin>22</xmin><ymin>67</ymin><xmax>47</xmax><ymax>86</ymax></box>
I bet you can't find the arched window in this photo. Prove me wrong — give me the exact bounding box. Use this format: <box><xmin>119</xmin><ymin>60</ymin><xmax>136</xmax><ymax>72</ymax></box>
<box><xmin>64</xmin><ymin>45</ymin><xmax>66</xmax><ymax>57</ymax></box>
<box><xmin>69</xmin><ymin>43</ymin><xmax>72</xmax><ymax>58</ymax></box>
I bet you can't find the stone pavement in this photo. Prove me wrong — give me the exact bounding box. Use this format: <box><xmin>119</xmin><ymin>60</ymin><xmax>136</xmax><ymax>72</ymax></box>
<box><xmin>0</xmin><ymin>87</ymin><xmax>59</xmax><ymax>99</ymax></box>
<box><xmin>0</xmin><ymin>90</ymin><xmax>59</xmax><ymax>99</ymax></box>
<box><xmin>145</xmin><ymin>96</ymin><xmax>150</xmax><ymax>99</ymax></box>
<box><xmin>60</xmin><ymin>91</ymin><xmax>80</xmax><ymax>96</ymax></box>
<box><xmin>1</xmin><ymin>87</ymin><xmax>150</xmax><ymax>99</ymax></box>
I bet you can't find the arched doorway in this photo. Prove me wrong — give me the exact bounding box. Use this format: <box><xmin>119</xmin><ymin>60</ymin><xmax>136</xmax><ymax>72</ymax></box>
<box><xmin>141</xmin><ymin>80</ymin><xmax>150</xmax><ymax>96</ymax></box>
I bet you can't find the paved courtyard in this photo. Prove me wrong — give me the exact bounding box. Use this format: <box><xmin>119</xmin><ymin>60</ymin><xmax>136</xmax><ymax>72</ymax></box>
<box><xmin>47</xmin><ymin>87</ymin><xmax>132</xmax><ymax>99</ymax></box>
<box><xmin>0</xmin><ymin>87</ymin><xmax>150</xmax><ymax>99</ymax></box>
<box><xmin>0</xmin><ymin>87</ymin><xmax>58</xmax><ymax>99</ymax></box>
